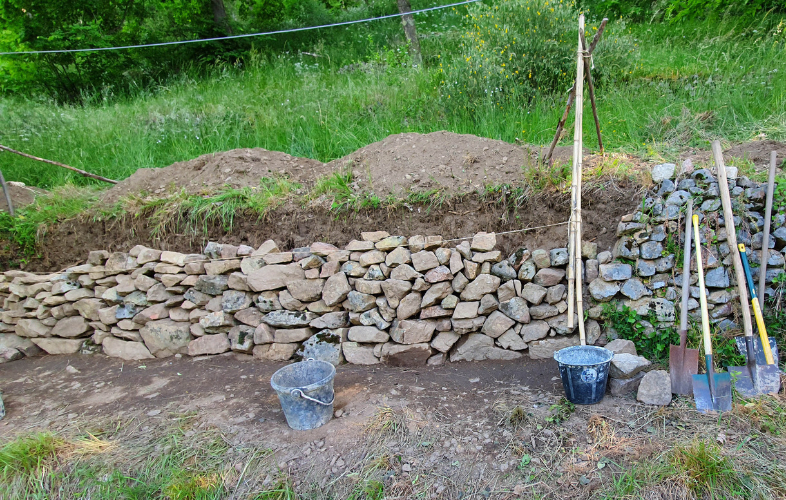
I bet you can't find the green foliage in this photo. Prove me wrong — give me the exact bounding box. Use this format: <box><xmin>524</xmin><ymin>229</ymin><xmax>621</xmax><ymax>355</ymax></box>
<box><xmin>0</xmin><ymin>185</ymin><xmax>101</xmax><ymax>256</ymax></box>
<box><xmin>0</xmin><ymin>432</ymin><xmax>65</xmax><ymax>482</ymax></box>
<box><xmin>582</xmin><ymin>0</ymin><xmax>786</xmax><ymax>21</ymax></box>
<box><xmin>545</xmin><ymin>397</ymin><xmax>575</xmax><ymax>425</ymax></box>
<box><xmin>670</xmin><ymin>440</ymin><xmax>745</xmax><ymax>497</ymax></box>
<box><xmin>601</xmin><ymin>302</ymin><xmax>678</xmax><ymax>362</ymax></box>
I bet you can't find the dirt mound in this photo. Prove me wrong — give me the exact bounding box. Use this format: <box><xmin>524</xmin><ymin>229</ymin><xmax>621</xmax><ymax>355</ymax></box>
<box><xmin>329</xmin><ymin>131</ymin><xmax>575</xmax><ymax>197</ymax></box>
<box><xmin>101</xmin><ymin>148</ymin><xmax>332</xmax><ymax>203</ymax></box>
<box><xmin>0</xmin><ymin>183</ymin><xmax>47</xmax><ymax>212</ymax></box>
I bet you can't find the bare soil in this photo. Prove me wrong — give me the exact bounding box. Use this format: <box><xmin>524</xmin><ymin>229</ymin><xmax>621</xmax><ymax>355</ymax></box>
<box><xmin>23</xmin><ymin>185</ymin><xmax>639</xmax><ymax>272</ymax></box>
<box><xmin>101</xmin><ymin>148</ymin><xmax>332</xmax><ymax>204</ymax></box>
<box><xmin>682</xmin><ymin>139</ymin><xmax>786</xmax><ymax>174</ymax></box>
<box><xmin>0</xmin><ymin>182</ymin><xmax>47</xmax><ymax>212</ymax></box>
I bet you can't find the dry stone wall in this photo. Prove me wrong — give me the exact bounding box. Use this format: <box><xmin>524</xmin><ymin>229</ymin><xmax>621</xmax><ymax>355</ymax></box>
<box><xmin>0</xmin><ymin>232</ymin><xmax>602</xmax><ymax>367</ymax></box>
<box><xmin>1</xmin><ymin>164</ymin><xmax>783</xmax><ymax>367</ymax></box>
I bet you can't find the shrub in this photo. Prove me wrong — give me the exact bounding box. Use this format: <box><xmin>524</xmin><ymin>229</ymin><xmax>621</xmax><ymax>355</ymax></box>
<box><xmin>441</xmin><ymin>0</ymin><xmax>631</xmax><ymax>109</ymax></box>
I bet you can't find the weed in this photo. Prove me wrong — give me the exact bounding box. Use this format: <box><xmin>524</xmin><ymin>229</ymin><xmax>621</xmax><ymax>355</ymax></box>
<box><xmin>601</xmin><ymin>302</ymin><xmax>678</xmax><ymax>363</ymax></box>
<box><xmin>347</xmin><ymin>479</ymin><xmax>385</xmax><ymax>500</ymax></box>
<box><xmin>670</xmin><ymin>440</ymin><xmax>746</xmax><ymax>497</ymax></box>
<box><xmin>252</xmin><ymin>478</ymin><xmax>299</xmax><ymax>500</ymax></box>
<box><xmin>0</xmin><ymin>432</ymin><xmax>66</xmax><ymax>481</ymax></box>
<box><xmin>545</xmin><ymin>397</ymin><xmax>575</xmax><ymax>425</ymax></box>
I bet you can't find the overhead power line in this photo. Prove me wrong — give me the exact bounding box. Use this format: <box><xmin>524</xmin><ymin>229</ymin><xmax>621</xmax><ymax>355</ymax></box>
<box><xmin>0</xmin><ymin>0</ymin><xmax>481</xmax><ymax>56</ymax></box>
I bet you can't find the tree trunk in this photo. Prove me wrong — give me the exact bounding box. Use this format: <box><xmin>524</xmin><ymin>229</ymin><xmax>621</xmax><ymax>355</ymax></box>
<box><xmin>396</xmin><ymin>0</ymin><xmax>422</xmax><ymax>67</ymax></box>
<box><xmin>211</xmin><ymin>0</ymin><xmax>232</xmax><ymax>35</ymax></box>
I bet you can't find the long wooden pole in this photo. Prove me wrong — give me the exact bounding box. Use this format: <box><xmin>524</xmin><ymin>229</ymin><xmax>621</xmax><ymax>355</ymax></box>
<box><xmin>567</xmin><ymin>15</ymin><xmax>586</xmax><ymax>334</ymax></box>
<box><xmin>0</xmin><ymin>145</ymin><xmax>118</xmax><ymax>184</ymax></box>
<box><xmin>579</xmin><ymin>30</ymin><xmax>603</xmax><ymax>155</ymax></box>
<box><xmin>758</xmin><ymin>151</ymin><xmax>777</xmax><ymax>312</ymax></box>
<box><xmin>543</xmin><ymin>19</ymin><xmax>607</xmax><ymax>165</ymax></box>
<box><xmin>712</xmin><ymin>141</ymin><xmax>753</xmax><ymax>342</ymax></box>
<box><xmin>0</xmin><ymin>169</ymin><xmax>14</xmax><ymax>217</ymax></box>
<box><xmin>574</xmin><ymin>15</ymin><xmax>586</xmax><ymax>345</ymax></box>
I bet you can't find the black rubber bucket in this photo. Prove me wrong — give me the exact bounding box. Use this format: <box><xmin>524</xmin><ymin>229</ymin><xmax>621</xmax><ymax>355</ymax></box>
<box><xmin>553</xmin><ymin>345</ymin><xmax>614</xmax><ymax>405</ymax></box>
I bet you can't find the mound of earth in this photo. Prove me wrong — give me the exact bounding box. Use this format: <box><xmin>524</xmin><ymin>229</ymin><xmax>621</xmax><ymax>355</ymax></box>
<box><xmin>101</xmin><ymin>148</ymin><xmax>332</xmax><ymax>203</ymax></box>
<box><xmin>0</xmin><ymin>182</ymin><xmax>47</xmax><ymax>212</ymax></box>
<box><xmin>682</xmin><ymin>139</ymin><xmax>786</xmax><ymax>174</ymax></box>
<box><xmin>328</xmin><ymin>131</ymin><xmax>575</xmax><ymax>197</ymax></box>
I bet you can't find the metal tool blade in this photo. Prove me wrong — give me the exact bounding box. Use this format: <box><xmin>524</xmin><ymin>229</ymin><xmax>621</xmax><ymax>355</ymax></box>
<box><xmin>735</xmin><ymin>336</ymin><xmax>780</xmax><ymax>366</ymax></box>
<box><xmin>670</xmin><ymin>344</ymin><xmax>700</xmax><ymax>395</ymax></box>
<box><xmin>692</xmin><ymin>372</ymin><xmax>732</xmax><ymax>413</ymax></box>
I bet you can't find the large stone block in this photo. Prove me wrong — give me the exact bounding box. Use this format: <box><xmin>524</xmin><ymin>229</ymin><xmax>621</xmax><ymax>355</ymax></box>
<box><xmin>247</xmin><ymin>265</ymin><xmax>306</xmax><ymax>292</ymax></box>
<box><xmin>449</xmin><ymin>333</ymin><xmax>522</xmax><ymax>362</ymax></box>
<box><xmin>389</xmin><ymin>319</ymin><xmax>436</xmax><ymax>344</ymax></box>
<box><xmin>140</xmin><ymin>319</ymin><xmax>192</xmax><ymax>357</ymax></box>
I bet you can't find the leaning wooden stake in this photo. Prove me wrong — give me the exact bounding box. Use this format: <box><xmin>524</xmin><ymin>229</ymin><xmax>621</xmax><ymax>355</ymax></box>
<box><xmin>0</xmin><ymin>144</ymin><xmax>118</xmax><ymax>184</ymax></box>
<box><xmin>567</xmin><ymin>15</ymin><xmax>586</xmax><ymax>335</ymax></box>
<box><xmin>0</xmin><ymin>169</ymin><xmax>13</xmax><ymax>217</ymax></box>
<box><xmin>758</xmin><ymin>151</ymin><xmax>777</xmax><ymax>312</ymax></box>
<box><xmin>543</xmin><ymin>18</ymin><xmax>607</xmax><ymax>165</ymax></box>
<box><xmin>579</xmin><ymin>29</ymin><xmax>603</xmax><ymax>155</ymax></box>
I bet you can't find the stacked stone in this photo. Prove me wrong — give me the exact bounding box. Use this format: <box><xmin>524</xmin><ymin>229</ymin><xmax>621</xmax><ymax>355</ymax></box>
<box><xmin>587</xmin><ymin>162</ymin><xmax>786</xmax><ymax>333</ymax></box>
<box><xmin>604</xmin><ymin>339</ymin><xmax>651</xmax><ymax>396</ymax></box>
<box><xmin>0</xmin><ymin>230</ymin><xmax>602</xmax><ymax>366</ymax></box>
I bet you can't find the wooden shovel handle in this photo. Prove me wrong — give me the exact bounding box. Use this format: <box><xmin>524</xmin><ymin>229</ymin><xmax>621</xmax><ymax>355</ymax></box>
<box><xmin>693</xmin><ymin>215</ymin><xmax>712</xmax><ymax>356</ymax></box>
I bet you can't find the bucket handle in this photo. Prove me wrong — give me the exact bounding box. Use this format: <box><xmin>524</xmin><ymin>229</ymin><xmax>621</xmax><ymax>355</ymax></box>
<box><xmin>290</xmin><ymin>389</ymin><xmax>334</xmax><ymax>406</ymax></box>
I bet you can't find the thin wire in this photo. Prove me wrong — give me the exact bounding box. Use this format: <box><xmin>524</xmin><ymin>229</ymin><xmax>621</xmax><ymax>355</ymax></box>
<box><xmin>0</xmin><ymin>0</ymin><xmax>481</xmax><ymax>56</ymax></box>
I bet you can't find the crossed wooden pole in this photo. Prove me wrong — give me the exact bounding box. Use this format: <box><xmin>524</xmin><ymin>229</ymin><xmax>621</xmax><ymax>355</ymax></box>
<box><xmin>542</xmin><ymin>18</ymin><xmax>608</xmax><ymax>166</ymax></box>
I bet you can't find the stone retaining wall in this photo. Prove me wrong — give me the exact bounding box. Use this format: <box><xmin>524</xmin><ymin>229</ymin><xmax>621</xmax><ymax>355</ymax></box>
<box><xmin>1</xmin><ymin>165</ymin><xmax>783</xmax><ymax>367</ymax></box>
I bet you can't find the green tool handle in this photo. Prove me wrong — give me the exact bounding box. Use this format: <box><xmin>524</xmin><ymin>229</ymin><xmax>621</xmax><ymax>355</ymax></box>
<box><xmin>693</xmin><ymin>215</ymin><xmax>713</xmax><ymax>357</ymax></box>
<box><xmin>738</xmin><ymin>244</ymin><xmax>776</xmax><ymax>365</ymax></box>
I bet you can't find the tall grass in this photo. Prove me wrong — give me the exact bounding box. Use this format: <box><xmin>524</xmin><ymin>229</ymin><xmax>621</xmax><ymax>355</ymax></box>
<box><xmin>0</xmin><ymin>15</ymin><xmax>784</xmax><ymax>189</ymax></box>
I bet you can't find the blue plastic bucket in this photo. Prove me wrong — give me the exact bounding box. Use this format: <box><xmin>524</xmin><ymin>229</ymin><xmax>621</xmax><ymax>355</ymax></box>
<box><xmin>553</xmin><ymin>345</ymin><xmax>613</xmax><ymax>405</ymax></box>
<box><xmin>270</xmin><ymin>358</ymin><xmax>336</xmax><ymax>430</ymax></box>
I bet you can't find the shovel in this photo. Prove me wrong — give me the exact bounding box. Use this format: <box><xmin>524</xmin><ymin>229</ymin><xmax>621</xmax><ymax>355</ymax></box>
<box><xmin>670</xmin><ymin>199</ymin><xmax>699</xmax><ymax>395</ymax></box>
<box><xmin>691</xmin><ymin>214</ymin><xmax>732</xmax><ymax>413</ymax></box>
<box><xmin>728</xmin><ymin>244</ymin><xmax>781</xmax><ymax>397</ymax></box>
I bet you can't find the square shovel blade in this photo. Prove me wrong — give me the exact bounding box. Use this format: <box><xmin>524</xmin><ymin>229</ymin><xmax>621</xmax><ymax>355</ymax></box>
<box><xmin>730</xmin><ymin>364</ymin><xmax>781</xmax><ymax>397</ymax></box>
<box><xmin>735</xmin><ymin>337</ymin><xmax>780</xmax><ymax>366</ymax></box>
<box><xmin>692</xmin><ymin>372</ymin><xmax>732</xmax><ymax>413</ymax></box>
<box><xmin>670</xmin><ymin>344</ymin><xmax>700</xmax><ymax>395</ymax></box>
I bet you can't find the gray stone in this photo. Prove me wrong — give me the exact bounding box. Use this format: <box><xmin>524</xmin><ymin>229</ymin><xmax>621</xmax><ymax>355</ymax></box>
<box><xmin>546</xmin><ymin>312</ymin><xmax>578</xmax><ymax>335</ymax></box>
<box><xmin>549</xmin><ymin>248</ymin><xmax>569</xmax><ymax>266</ymax></box>
<box><xmin>626</xmin><ymin>297</ymin><xmax>676</xmax><ymax>322</ymax></box>
<box><xmin>380</xmin><ymin>343</ymin><xmax>432</xmax><ymax>366</ymax></box>
<box><xmin>133</xmin><ymin>303</ymin><xmax>170</xmax><ymax>324</ymax></box>
<box><xmin>52</xmin><ymin>316</ymin><xmax>90</xmax><ymax>338</ymax></box>
<box><xmin>360</xmin><ymin>308</ymin><xmax>391</xmax><ymax>329</ymax></box>
<box><xmin>478</xmin><ymin>294</ymin><xmax>499</xmax><ymax>315</ymax></box>
<box><xmin>704</xmin><ymin>267</ymin><xmax>729</xmax><ymax>288</ymax></box>
<box><xmin>195</xmin><ymin>275</ymin><xmax>229</xmax><ymax>296</ymax></box>
<box><xmin>605</xmin><ymin>338</ymin><xmax>637</xmax><ymax>355</ymax></box>
<box><xmin>518</xmin><ymin>259</ymin><xmax>537</xmax><ymax>281</ymax></box>
<box><xmin>342</xmin><ymin>342</ymin><xmax>379</xmax><ymax>365</ymax></box>
<box><xmin>15</xmin><ymin>318</ymin><xmax>52</xmax><ymax>338</ymax></box>
<box><xmin>471</xmin><ymin>232</ymin><xmax>496</xmax><ymax>252</ymax></box>
<box><xmin>220</xmin><ymin>290</ymin><xmax>252</xmax><ymax>313</ymax></box>
<box><xmin>636</xmin><ymin>370</ymin><xmax>672</xmax><ymax>406</ymax></box>
<box><xmin>140</xmin><ymin>319</ymin><xmax>192</xmax><ymax>357</ymax></box>
<box><xmin>441</xmin><ymin>295</ymin><xmax>459</xmax><ymax>309</ymax></box>
<box><xmin>532</xmin><ymin>268</ymin><xmax>565</xmax><ymax>287</ymax></box>
<box><xmin>481</xmin><ymin>311</ymin><xmax>516</xmax><ymax>338</ymax></box>
<box><xmin>499</xmin><ymin>298</ymin><xmax>530</xmax><ymax>323</ymax></box>
<box><xmin>491</xmin><ymin>260</ymin><xmax>517</xmax><ymax>280</ymax></box>
<box><xmin>102</xmin><ymin>337</ymin><xmax>154</xmax><ymax>360</ymax></box>
<box><xmin>546</xmin><ymin>284</ymin><xmax>566</xmax><ymax>305</ymax></box>
<box><xmin>234</xmin><ymin>307</ymin><xmax>264</xmax><ymax>327</ymax></box>
<box><xmin>390</xmin><ymin>264</ymin><xmax>422</xmax><ymax>281</ymax></box>
<box><xmin>529</xmin><ymin>303</ymin><xmax>559</xmax><ymax>320</ymax></box>
<box><xmin>397</xmin><ymin>292</ymin><xmax>422</xmax><ymax>320</ymax></box>
<box><xmin>451</xmin><ymin>316</ymin><xmax>486</xmax><ymax>334</ymax></box>
<box><xmin>460</xmin><ymin>275</ymin><xmax>501</xmax><ymax>301</ymax></box>
<box><xmin>345</xmin><ymin>290</ymin><xmax>377</xmax><ymax>313</ymax></box>
<box><xmin>610</xmin><ymin>353</ymin><xmax>651</xmax><ymax>379</ymax></box>
<box><xmin>651</xmin><ymin>163</ymin><xmax>676</xmax><ymax>183</ymax></box>
<box><xmin>609</xmin><ymin>372</ymin><xmax>646</xmax><ymax>396</ymax></box>
<box><xmin>425</xmin><ymin>266</ymin><xmax>453</xmax><ymax>283</ymax></box>
<box><xmin>449</xmin><ymin>333</ymin><xmax>522</xmax><ymax>362</ymax></box>
<box><xmin>496</xmin><ymin>330</ymin><xmax>527</xmax><ymax>350</ymax></box>
<box><xmin>521</xmin><ymin>283</ymin><xmax>547</xmax><ymax>305</ymax></box>
<box><xmin>665</xmin><ymin>190</ymin><xmax>691</xmax><ymax>206</ymax></box>
<box><xmin>431</xmin><ymin>331</ymin><xmax>460</xmax><ymax>352</ymax></box>
<box><xmin>617</xmin><ymin>222</ymin><xmax>646</xmax><ymax>237</ymax></box>
<box><xmin>379</xmin><ymin>279</ymin><xmax>411</xmax><ymax>309</ymax></box>
<box><xmin>528</xmin><ymin>336</ymin><xmax>580</xmax><ymax>359</ymax></box>
<box><xmin>30</xmin><ymin>338</ymin><xmax>84</xmax><ymax>355</ymax></box>
<box><xmin>375</xmin><ymin>235</ymin><xmax>407</xmax><ymax>251</ymax></box>
<box><xmin>452</xmin><ymin>272</ymin><xmax>469</xmax><ymax>293</ymax></box>
<box><xmin>287</xmin><ymin>279</ymin><xmax>325</xmax><ymax>302</ymax></box>
<box><xmin>389</xmin><ymin>319</ymin><xmax>436</xmax><ymax>344</ymax></box>
<box><xmin>247</xmin><ymin>264</ymin><xmax>305</xmax><ymax>292</ymax></box>
<box><xmin>340</xmin><ymin>261</ymin><xmax>366</xmax><ymax>278</ymax></box>
<box><xmin>411</xmin><ymin>251</ymin><xmax>440</xmax><ymax>272</ymax></box>
<box><xmin>320</xmin><ymin>272</ymin><xmax>351</xmax><ymax>307</ymax></box>
<box><xmin>620</xmin><ymin>278</ymin><xmax>651</xmax><ymax>300</ymax></box>
<box><xmin>256</xmin><ymin>291</ymin><xmax>282</xmax><ymax>312</ymax></box>
<box><xmin>187</xmin><ymin>333</ymin><xmax>230</xmax><ymax>356</ymax></box>
<box><xmin>640</xmin><ymin>241</ymin><xmax>663</xmax><ymax>260</ymax></box>
<box><xmin>263</xmin><ymin>310</ymin><xmax>318</xmax><ymax>327</ymax></box>
<box><xmin>252</xmin><ymin>343</ymin><xmax>297</xmax><ymax>361</ymax></box>
<box><xmin>452</xmin><ymin>301</ymin><xmax>479</xmax><ymax>319</ymax></box>
<box><xmin>348</xmin><ymin>326</ymin><xmax>388</xmax><ymax>343</ymax></box>
<box><xmin>386</xmin><ymin>247</ymin><xmax>411</xmax><ymax>267</ymax></box>
<box><xmin>531</xmin><ymin>249</ymin><xmax>551</xmax><ymax>269</ymax></box>
<box><xmin>497</xmin><ymin>280</ymin><xmax>517</xmax><ymax>303</ymax></box>
<box><xmin>636</xmin><ymin>259</ymin><xmax>656</xmax><ymax>277</ymax></box>
<box><xmin>297</xmin><ymin>330</ymin><xmax>343</xmax><ymax>365</ymax></box>
<box><xmin>613</xmin><ymin>238</ymin><xmax>639</xmax><ymax>260</ymax></box>
<box><xmin>272</xmin><ymin>327</ymin><xmax>313</xmax><ymax>343</ymax></box>
<box><xmin>519</xmin><ymin>320</ymin><xmax>550</xmax><ymax>342</ymax></box>
<box><xmin>600</xmin><ymin>263</ymin><xmax>632</xmax><ymax>281</ymax></box>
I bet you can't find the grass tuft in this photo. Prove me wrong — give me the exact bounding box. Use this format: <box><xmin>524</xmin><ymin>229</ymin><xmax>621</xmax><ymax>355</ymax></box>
<box><xmin>0</xmin><ymin>432</ymin><xmax>67</xmax><ymax>482</ymax></box>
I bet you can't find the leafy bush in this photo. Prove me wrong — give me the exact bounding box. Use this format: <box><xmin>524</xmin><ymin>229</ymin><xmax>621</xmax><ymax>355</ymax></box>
<box><xmin>602</xmin><ymin>302</ymin><xmax>677</xmax><ymax>362</ymax></box>
<box><xmin>441</xmin><ymin>0</ymin><xmax>632</xmax><ymax>109</ymax></box>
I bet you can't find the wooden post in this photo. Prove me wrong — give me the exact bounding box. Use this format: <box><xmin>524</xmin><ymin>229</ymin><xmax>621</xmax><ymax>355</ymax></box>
<box><xmin>579</xmin><ymin>30</ymin><xmax>603</xmax><ymax>155</ymax></box>
<box><xmin>543</xmin><ymin>19</ymin><xmax>607</xmax><ymax>165</ymax></box>
<box><xmin>0</xmin><ymin>145</ymin><xmax>118</xmax><ymax>184</ymax></box>
<box><xmin>397</xmin><ymin>0</ymin><xmax>423</xmax><ymax>67</ymax></box>
<box><xmin>758</xmin><ymin>151</ymin><xmax>777</xmax><ymax>311</ymax></box>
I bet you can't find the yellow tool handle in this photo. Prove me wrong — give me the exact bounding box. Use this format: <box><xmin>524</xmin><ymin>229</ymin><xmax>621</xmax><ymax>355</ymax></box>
<box><xmin>693</xmin><ymin>215</ymin><xmax>712</xmax><ymax>356</ymax></box>
<box><xmin>752</xmin><ymin>297</ymin><xmax>775</xmax><ymax>364</ymax></box>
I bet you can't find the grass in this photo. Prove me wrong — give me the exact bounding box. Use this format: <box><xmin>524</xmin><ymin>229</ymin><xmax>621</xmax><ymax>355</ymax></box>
<box><xmin>0</xmin><ymin>15</ymin><xmax>784</xmax><ymax>190</ymax></box>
